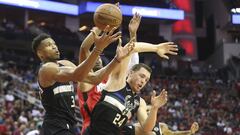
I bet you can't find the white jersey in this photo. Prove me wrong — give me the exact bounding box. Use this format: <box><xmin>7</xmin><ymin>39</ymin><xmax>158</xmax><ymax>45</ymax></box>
<box><xmin>128</xmin><ymin>53</ymin><xmax>139</xmax><ymax>70</ymax></box>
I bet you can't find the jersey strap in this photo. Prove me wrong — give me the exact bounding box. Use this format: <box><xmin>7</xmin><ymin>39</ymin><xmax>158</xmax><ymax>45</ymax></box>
<box><xmin>82</xmin><ymin>92</ymin><xmax>92</xmax><ymax>117</ymax></box>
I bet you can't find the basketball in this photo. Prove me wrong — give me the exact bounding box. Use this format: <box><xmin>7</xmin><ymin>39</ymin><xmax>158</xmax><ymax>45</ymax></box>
<box><xmin>94</xmin><ymin>3</ymin><xmax>122</xmax><ymax>30</ymax></box>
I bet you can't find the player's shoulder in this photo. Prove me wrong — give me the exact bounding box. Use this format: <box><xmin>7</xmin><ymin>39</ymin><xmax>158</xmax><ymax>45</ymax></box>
<box><xmin>38</xmin><ymin>62</ymin><xmax>59</xmax><ymax>77</ymax></box>
<box><xmin>39</xmin><ymin>62</ymin><xmax>58</xmax><ymax>72</ymax></box>
<box><xmin>38</xmin><ymin>62</ymin><xmax>59</xmax><ymax>84</ymax></box>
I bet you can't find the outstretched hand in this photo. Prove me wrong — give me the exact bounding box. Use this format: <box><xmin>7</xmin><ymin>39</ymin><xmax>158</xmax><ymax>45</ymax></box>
<box><xmin>91</xmin><ymin>25</ymin><xmax>121</xmax><ymax>51</ymax></box>
<box><xmin>156</xmin><ymin>42</ymin><xmax>178</xmax><ymax>59</ymax></box>
<box><xmin>115</xmin><ymin>38</ymin><xmax>135</xmax><ymax>61</ymax></box>
<box><xmin>151</xmin><ymin>89</ymin><xmax>167</xmax><ymax>109</ymax></box>
<box><xmin>129</xmin><ymin>12</ymin><xmax>141</xmax><ymax>36</ymax></box>
<box><xmin>190</xmin><ymin>122</ymin><xmax>199</xmax><ymax>134</ymax></box>
<box><xmin>90</xmin><ymin>27</ymin><xmax>102</xmax><ymax>35</ymax></box>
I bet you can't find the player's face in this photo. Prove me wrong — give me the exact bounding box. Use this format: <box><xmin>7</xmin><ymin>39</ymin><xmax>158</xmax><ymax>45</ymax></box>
<box><xmin>38</xmin><ymin>38</ymin><xmax>60</xmax><ymax>61</ymax></box>
<box><xmin>128</xmin><ymin>67</ymin><xmax>151</xmax><ymax>93</ymax></box>
<box><xmin>93</xmin><ymin>56</ymin><xmax>103</xmax><ymax>71</ymax></box>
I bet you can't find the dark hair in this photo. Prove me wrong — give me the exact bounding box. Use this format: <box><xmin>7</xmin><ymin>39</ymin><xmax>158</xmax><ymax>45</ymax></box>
<box><xmin>130</xmin><ymin>63</ymin><xmax>152</xmax><ymax>73</ymax></box>
<box><xmin>32</xmin><ymin>33</ymin><xmax>51</xmax><ymax>53</ymax></box>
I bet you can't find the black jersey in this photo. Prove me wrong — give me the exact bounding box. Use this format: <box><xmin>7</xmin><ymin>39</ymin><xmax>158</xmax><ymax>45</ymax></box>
<box><xmin>152</xmin><ymin>123</ymin><xmax>163</xmax><ymax>135</ymax></box>
<box><xmin>88</xmin><ymin>83</ymin><xmax>140</xmax><ymax>135</ymax></box>
<box><xmin>39</xmin><ymin>64</ymin><xmax>76</xmax><ymax>126</ymax></box>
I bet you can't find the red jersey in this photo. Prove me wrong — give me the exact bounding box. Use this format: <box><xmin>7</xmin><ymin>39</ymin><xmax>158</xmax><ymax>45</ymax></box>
<box><xmin>77</xmin><ymin>80</ymin><xmax>107</xmax><ymax>135</ymax></box>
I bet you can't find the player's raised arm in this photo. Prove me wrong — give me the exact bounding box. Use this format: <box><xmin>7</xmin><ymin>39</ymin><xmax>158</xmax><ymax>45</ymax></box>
<box><xmin>133</xmin><ymin>42</ymin><xmax>178</xmax><ymax>59</ymax></box>
<box><xmin>79</xmin><ymin>27</ymin><xmax>102</xmax><ymax>63</ymax></box>
<box><xmin>82</xmin><ymin>38</ymin><xmax>134</xmax><ymax>85</ymax></box>
<box><xmin>73</xmin><ymin>26</ymin><xmax>121</xmax><ymax>81</ymax></box>
<box><xmin>137</xmin><ymin>90</ymin><xmax>168</xmax><ymax>132</ymax></box>
<box><xmin>128</xmin><ymin>12</ymin><xmax>141</xmax><ymax>69</ymax></box>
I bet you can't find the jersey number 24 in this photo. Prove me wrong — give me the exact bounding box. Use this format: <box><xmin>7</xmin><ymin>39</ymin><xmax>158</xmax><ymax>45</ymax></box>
<box><xmin>112</xmin><ymin>113</ymin><xmax>126</xmax><ymax>127</ymax></box>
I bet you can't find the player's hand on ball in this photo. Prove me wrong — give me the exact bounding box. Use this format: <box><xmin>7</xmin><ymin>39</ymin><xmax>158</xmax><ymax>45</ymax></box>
<box><xmin>190</xmin><ymin>122</ymin><xmax>199</xmax><ymax>134</ymax></box>
<box><xmin>91</xmin><ymin>27</ymin><xmax>102</xmax><ymax>35</ymax></box>
<box><xmin>156</xmin><ymin>42</ymin><xmax>178</xmax><ymax>59</ymax></box>
<box><xmin>151</xmin><ymin>89</ymin><xmax>167</xmax><ymax>109</ymax></box>
<box><xmin>115</xmin><ymin>38</ymin><xmax>135</xmax><ymax>61</ymax></box>
<box><xmin>91</xmin><ymin>25</ymin><xmax>121</xmax><ymax>51</ymax></box>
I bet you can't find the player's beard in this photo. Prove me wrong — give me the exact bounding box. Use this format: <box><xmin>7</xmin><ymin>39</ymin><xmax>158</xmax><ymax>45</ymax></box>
<box><xmin>46</xmin><ymin>55</ymin><xmax>59</xmax><ymax>62</ymax></box>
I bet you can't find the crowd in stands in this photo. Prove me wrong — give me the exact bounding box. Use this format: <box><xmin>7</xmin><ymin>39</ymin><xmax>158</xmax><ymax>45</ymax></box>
<box><xmin>141</xmin><ymin>76</ymin><xmax>240</xmax><ymax>135</ymax></box>
<box><xmin>142</xmin><ymin>56</ymin><xmax>240</xmax><ymax>135</ymax></box>
<box><xmin>0</xmin><ymin>18</ymin><xmax>81</xmax><ymax>47</ymax></box>
<box><xmin>0</xmin><ymin>18</ymin><xmax>167</xmax><ymax>51</ymax></box>
<box><xmin>0</xmin><ymin>50</ymin><xmax>43</xmax><ymax>135</ymax></box>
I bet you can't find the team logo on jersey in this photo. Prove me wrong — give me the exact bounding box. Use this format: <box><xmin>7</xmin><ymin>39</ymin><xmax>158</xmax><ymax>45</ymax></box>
<box><xmin>122</xmin><ymin>95</ymin><xmax>139</xmax><ymax>117</ymax></box>
<box><xmin>53</xmin><ymin>85</ymin><xmax>74</xmax><ymax>95</ymax></box>
<box><xmin>124</xmin><ymin>95</ymin><xmax>134</xmax><ymax>111</ymax></box>
<box><xmin>126</xmin><ymin>87</ymin><xmax>132</xmax><ymax>92</ymax></box>
<box><xmin>134</xmin><ymin>99</ymin><xmax>140</xmax><ymax>107</ymax></box>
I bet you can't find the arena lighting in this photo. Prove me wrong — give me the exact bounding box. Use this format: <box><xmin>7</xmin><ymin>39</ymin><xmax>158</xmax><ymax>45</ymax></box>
<box><xmin>232</xmin><ymin>14</ymin><xmax>240</xmax><ymax>24</ymax></box>
<box><xmin>231</xmin><ymin>8</ymin><xmax>240</xmax><ymax>13</ymax></box>
<box><xmin>84</xmin><ymin>2</ymin><xmax>184</xmax><ymax>20</ymax></box>
<box><xmin>0</xmin><ymin>0</ymin><xmax>78</xmax><ymax>15</ymax></box>
<box><xmin>0</xmin><ymin>0</ymin><xmax>184</xmax><ymax>20</ymax></box>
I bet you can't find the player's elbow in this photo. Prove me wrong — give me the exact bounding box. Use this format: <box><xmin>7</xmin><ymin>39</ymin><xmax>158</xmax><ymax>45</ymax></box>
<box><xmin>142</xmin><ymin>126</ymin><xmax>152</xmax><ymax>132</ymax></box>
<box><xmin>72</xmin><ymin>70</ymin><xmax>85</xmax><ymax>82</ymax></box>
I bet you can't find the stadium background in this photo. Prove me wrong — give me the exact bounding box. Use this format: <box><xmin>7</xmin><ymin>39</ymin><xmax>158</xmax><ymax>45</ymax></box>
<box><xmin>0</xmin><ymin>0</ymin><xmax>240</xmax><ymax>134</ymax></box>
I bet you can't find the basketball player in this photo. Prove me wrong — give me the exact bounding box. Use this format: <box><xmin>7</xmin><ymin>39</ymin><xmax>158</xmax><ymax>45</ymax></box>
<box><xmin>78</xmin><ymin>13</ymin><xmax>141</xmax><ymax>135</ymax></box>
<box><xmin>32</xmin><ymin>26</ymin><xmax>124</xmax><ymax>135</ymax></box>
<box><xmin>83</xmin><ymin>29</ymin><xmax>178</xmax><ymax>135</ymax></box>
<box><xmin>134</xmin><ymin>122</ymin><xmax>199</xmax><ymax>135</ymax></box>
<box><xmin>131</xmin><ymin>105</ymin><xmax>199</xmax><ymax>135</ymax></box>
